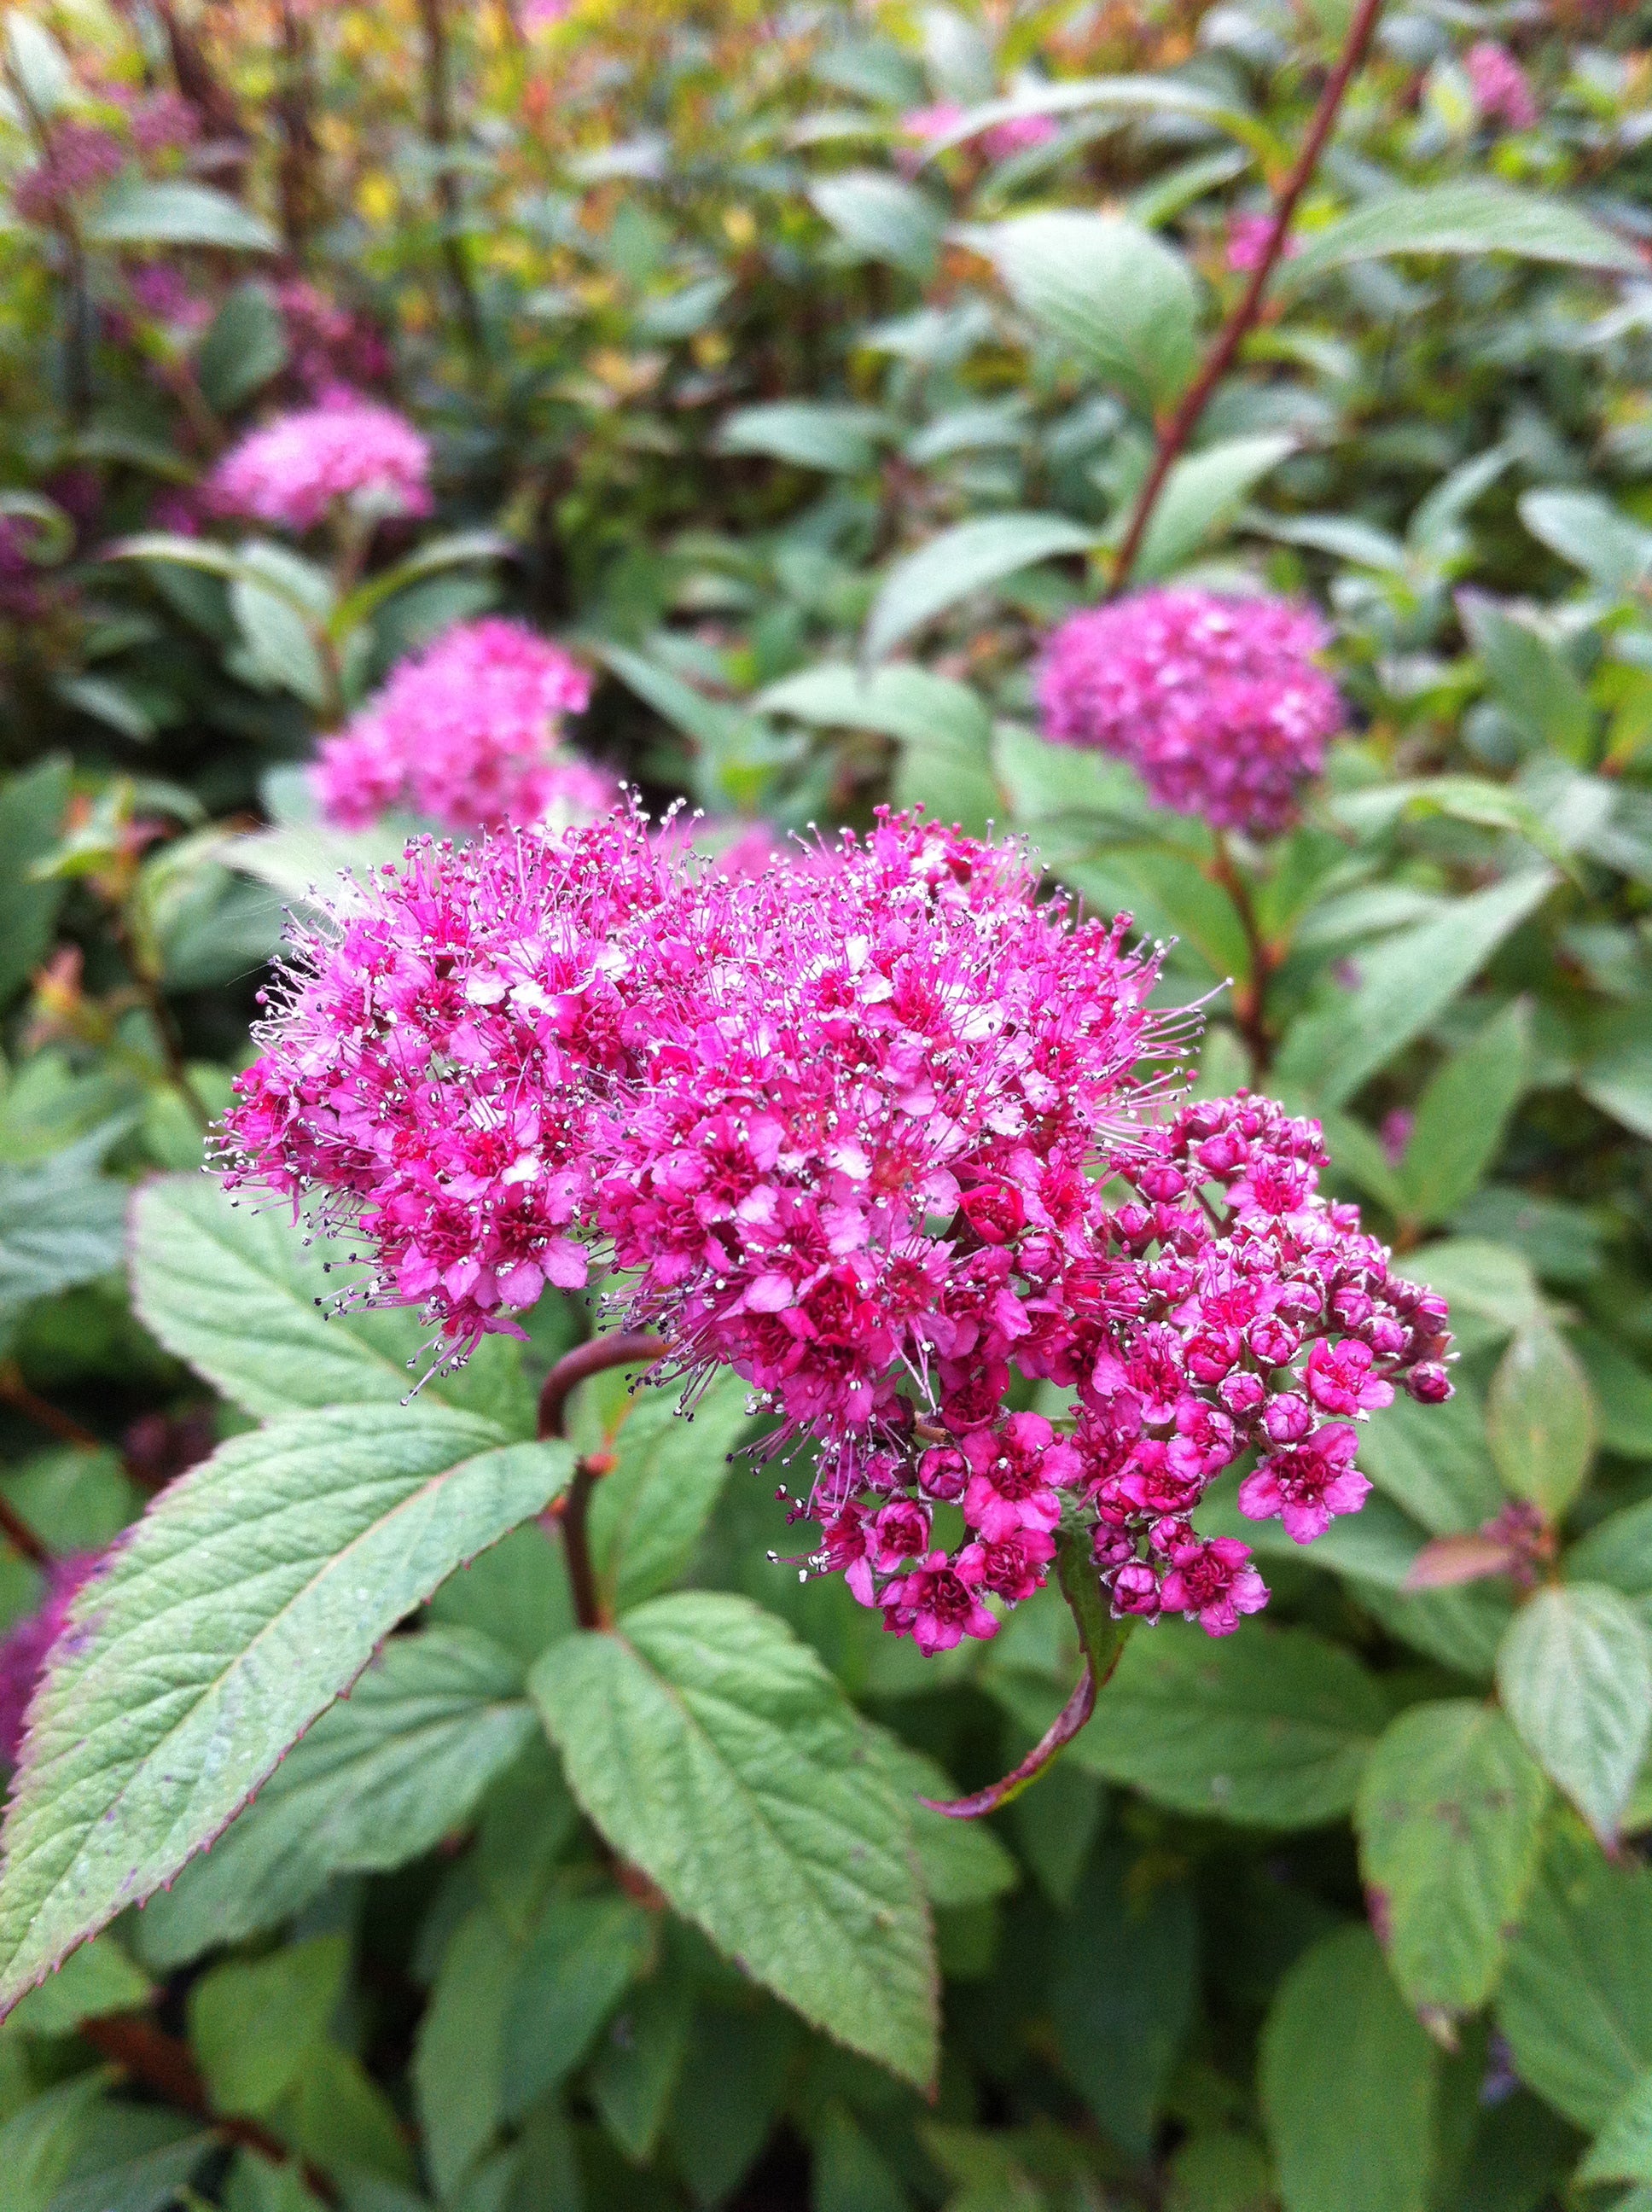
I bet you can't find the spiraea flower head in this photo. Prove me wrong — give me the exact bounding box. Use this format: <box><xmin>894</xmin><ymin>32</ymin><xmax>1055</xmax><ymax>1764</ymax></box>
<box><xmin>206</xmin><ymin>392</ymin><xmax>433</xmax><ymax>533</ymax></box>
<box><xmin>1038</xmin><ymin>588</ymin><xmax>1345</xmax><ymax>838</ymax></box>
<box><xmin>311</xmin><ymin>618</ymin><xmax>609</xmax><ymax>834</ymax></box>
<box><xmin>222</xmin><ymin>806</ymin><xmax>1450</xmax><ymax>1654</ymax></box>
<box><xmin>1466</xmin><ymin>40</ymin><xmax>1539</xmax><ymax>131</ymax></box>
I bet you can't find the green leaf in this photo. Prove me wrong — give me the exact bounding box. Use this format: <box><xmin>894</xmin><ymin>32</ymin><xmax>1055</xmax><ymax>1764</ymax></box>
<box><xmin>911</xmin><ymin>75</ymin><xmax>1265</xmax><ymax>160</ymax></box>
<box><xmin>1580</xmin><ymin>2069</ymin><xmax>1652</xmax><ymax>2186</ymax></box>
<box><xmin>1496</xmin><ymin>1583</ymin><xmax>1652</xmax><ymax>1845</ymax></box>
<box><xmin>1393</xmin><ymin>1002</ymin><xmax>1530</xmax><ymax>1225</ymax></box>
<box><xmin>1579</xmin><ymin>1029</ymin><xmax>1652</xmax><ymax>1143</ymax></box>
<box><xmin>1358</xmin><ymin>1382</ymin><xmax>1504</xmax><ymax>1536</ymax></box>
<box><xmin>972</xmin><ymin>212</ymin><xmax>1198</xmax><ymax>414</ymax></box>
<box><xmin>1486</xmin><ymin>1322</ymin><xmax>1597</xmax><ymax>1520</ymax></box>
<box><xmin>755</xmin><ymin>661</ymin><xmax>991</xmax><ymax>751</ymax></box>
<box><xmin>130</xmin><ymin>1173</ymin><xmax>532</xmax><ymax>1430</ymax></box>
<box><xmin>1277</xmin><ymin>870</ymin><xmax>1555</xmax><ymax>1108</ymax></box>
<box><xmin>1570</xmin><ymin>1496</ymin><xmax>1652</xmax><ymax>1613</ymax></box>
<box><xmin>593</xmin><ymin>638</ymin><xmax>757</xmax><ymax>757</ymax></box>
<box><xmin>718</xmin><ymin>403</ymin><xmax>893</xmax><ymax>473</ymax></box>
<box><xmin>195</xmin><ymin>285</ymin><xmax>288</xmax><ymax>414</ymax></box>
<box><xmin>501</xmin><ymin>1891</ymin><xmax>652</xmax><ymax>2116</ymax></box>
<box><xmin>0</xmin><ymin>1125</ymin><xmax>130</xmax><ymax>1320</ymax></box>
<box><xmin>810</xmin><ymin>172</ymin><xmax>945</xmax><ymax>279</ymax></box>
<box><xmin>530</xmin><ymin>1592</ymin><xmax>937</xmax><ymax>2087</ymax></box>
<box><xmin>1520</xmin><ymin>489</ymin><xmax>1652</xmax><ymax>594</ymax></box>
<box><xmin>1404</xmin><ymin>1238</ymin><xmax>1542</xmax><ymax>1342</ymax></box>
<box><xmin>230</xmin><ymin>572</ymin><xmax>330</xmax><ymax>710</ymax></box>
<box><xmin>0</xmin><ymin>1406</ymin><xmax>572</xmax><ymax>2013</ymax></box>
<box><xmin>1128</xmin><ymin>434</ymin><xmax>1295</xmax><ymax>582</ymax></box>
<box><xmin>1498</xmin><ymin>1823</ymin><xmax>1652</xmax><ymax>2130</ymax></box>
<box><xmin>135</xmin><ymin>1627</ymin><xmax>535</xmax><ymax>1967</ymax></box>
<box><xmin>84</xmin><ymin>182</ymin><xmax>277</xmax><ymax>253</ymax></box>
<box><xmin>1050</xmin><ymin>1619</ymin><xmax>1386</xmax><ymax>1827</ymax></box>
<box><xmin>1050</xmin><ymin>1848</ymin><xmax>1196</xmax><ymax>2159</ymax></box>
<box><xmin>864</xmin><ymin>1729</ymin><xmax>1018</xmax><ymax>1909</ymax></box>
<box><xmin>331</xmin><ymin>530</ymin><xmax>511</xmax><ymax>639</ymax></box>
<box><xmin>1572</xmin><ymin>1336</ymin><xmax>1652</xmax><ymax>1461</ymax></box>
<box><xmin>0</xmin><ymin>758</ymin><xmax>69</xmax><ymax>1006</ymax></box>
<box><xmin>589</xmin><ymin>1372</ymin><xmax>752</xmax><ymax>1613</ymax></box>
<box><xmin>4</xmin><ymin>16</ymin><xmax>71</xmax><ymax>117</ymax></box>
<box><xmin>1260</xmin><ymin>1924</ymin><xmax>1440</xmax><ymax>2212</ymax></box>
<box><xmin>1457</xmin><ymin>593</ymin><xmax>1594</xmax><ymax>760</ymax></box>
<box><xmin>1355</xmin><ymin>1702</ymin><xmax>1548</xmax><ymax>2024</ymax></box>
<box><xmin>189</xmin><ymin>1936</ymin><xmax>347</xmax><ymax>2116</ymax></box>
<box><xmin>6</xmin><ymin>1933</ymin><xmax>150</xmax><ymax>2038</ymax></box>
<box><xmin>1280</xmin><ymin>183</ymin><xmax>1642</xmax><ymax>288</ymax></box>
<box><xmin>413</xmin><ymin>1908</ymin><xmax>516</xmax><ymax>2200</ymax></box>
<box><xmin>587</xmin><ymin>1962</ymin><xmax>693</xmax><ymax>2163</ymax></box>
<box><xmin>44</xmin><ymin>2104</ymin><xmax>212</xmax><ymax>2212</ymax></box>
<box><xmin>0</xmin><ymin>2075</ymin><xmax>110</xmax><ymax>2212</ymax></box>
<box><xmin>864</xmin><ymin>514</ymin><xmax>1094</xmax><ymax>663</ymax></box>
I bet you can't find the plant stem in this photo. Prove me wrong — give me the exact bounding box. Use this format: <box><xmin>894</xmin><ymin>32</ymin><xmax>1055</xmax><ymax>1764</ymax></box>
<box><xmin>1207</xmin><ymin>829</ymin><xmax>1277</xmax><ymax>1079</ymax></box>
<box><xmin>537</xmin><ymin>1331</ymin><xmax>666</xmax><ymax>1630</ymax></box>
<box><xmin>1108</xmin><ymin>0</ymin><xmax>1387</xmax><ymax>596</ymax></box>
<box><xmin>0</xmin><ymin>1361</ymin><xmax>101</xmax><ymax>1458</ymax></box>
<box><xmin>923</xmin><ymin>1526</ymin><xmax>1132</xmax><ymax>1820</ymax></box>
<box><xmin>79</xmin><ymin>2015</ymin><xmax>340</xmax><ymax>2205</ymax></box>
<box><xmin>0</xmin><ymin>1487</ymin><xmax>54</xmax><ymax>1570</ymax></box>
<box><xmin>416</xmin><ymin>0</ymin><xmax>486</xmax><ymax>363</ymax></box>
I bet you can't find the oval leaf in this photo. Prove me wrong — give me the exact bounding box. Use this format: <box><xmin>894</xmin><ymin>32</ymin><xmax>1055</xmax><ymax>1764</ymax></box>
<box><xmin>1486</xmin><ymin>1320</ymin><xmax>1597</xmax><ymax>1521</ymax></box>
<box><xmin>1496</xmin><ymin>1582</ymin><xmax>1652</xmax><ymax>1844</ymax></box>
<box><xmin>864</xmin><ymin>512</ymin><xmax>1093</xmax><ymax>663</ymax></box>
<box><xmin>529</xmin><ymin>1592</ymin><xmax>937</xmax><ymax>2088</ymax></box>
<box><xmin>0</xmin><ymin>1406</ymin><xmax>572</xmax><ymax>2013</ymax></box>
<box><xmin>1280</xmin><ymin>183</ymin><xmax>1641</xmax><ymax>288</ymax></box>
<box><xmin>1355</xmin><ymin>1700</ymin><xmax>1548</xmax><ymax>2024</ymax></box>
<box><xmin>83</xmin><ymin>181</ymin><xmax>277</xmax><ymax>253</ymax></box>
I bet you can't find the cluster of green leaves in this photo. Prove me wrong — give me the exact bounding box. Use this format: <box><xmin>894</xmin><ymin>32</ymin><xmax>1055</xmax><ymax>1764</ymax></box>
<box><xmin>3</xmin><ymin>0</ymin><xmax>1652</xmax><ymax>2208</ymax></box>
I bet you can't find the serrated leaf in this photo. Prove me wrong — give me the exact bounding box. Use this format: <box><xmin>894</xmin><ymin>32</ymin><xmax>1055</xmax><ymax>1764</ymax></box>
<box><xmin>0</xmin><ymin>756</ymin><xmax>69</xmax><ymax>1006</ymax></box>
<box><xmin>135</xmin><ymin>1627</ymin><xmax>534</xmax><ymax>1966</ymax></box>
<box><xmin>84</xmin><ymin>182</ymin><xmax>277</xmax><ymax>253</ymax></box>
<box><xmin>864</xmin><ymin>513</ymin><xmax>1094</xmax><ymax>663</ymax></box>
<box><xmin>1280</xmin><ymin>183</ymin><xmax>1641</xmax><ymax>288</ymax></box>
<box><xmin>589</xmin><ymin>1371</ymin><xmax>753</xmax><ymax>1612</ymax></box>
<box><xmin>1260</xmin><ymin>1924</ymin><xmax>1439</xmax><ymax>2212</ymax></box>
<box><xmin>0</xmin><ymin>1407</ymin><xmax>572</xmax><ymax>2013</ymax></box>
<box><xmin>864</xmin><ymin>1727</ymin><xmax>1018</xmax><ymax>1909</ymax></box>
<box><xmin>0</xmin><ymin>2075</ymin><xmax>110</xmax><ymax>2212</ymax></box>
<box><xmin>1129</xmin><ymin>434</ymin><xmax>1295</xmax><ymax>582</ymax></box>
<box><xmin>189</xmin><ymin>1936</ymin><xmax>347</xmax><ymax>2116</ymax></box>
<box><xmin>1356</xmin><ymin>1702</ymin><xmax>1548</xmax><ymax>2023</ymax></box>
<box><xmin>6</xmin><ymin>1932</ymin><xmax>150</xmax><ymax>2038</ymax></box>
<box><xmin>1496</xmin><ymin>1583</ymin><xmax>1652</xmax><ymax>1844</ymax></box>
<box><xmin>130</xmin><ymin>1173</ymin><xmax>531</xmax><ymax>1430</ymax></box>
<box><xmin>414</xmin><ymin>1906</ymin><xmax>516</xmax><ymax>2199</ymax></box>
<box><xmin>1027</xmin><ymin>1619</ymin><xmax>1386</xmax><ymax>1827</ymax></box>
<box><xmin>530</xmin><ymin>1592</ymin><xmax>937</xmax><ymax>2087</ymax></box>
<box><xmin>44</xmin><ymin>2104</ymin><xmax>212</xmax><ymax>2212</ymax></box>
<box><xmin>1579</xmin><ymin>2069</ymin><xmax>1652</xmax><ymax>2186</ymax></box>
<box><xmin>1498</xmin><ymin>1824</ymin><xmax>1652</xmax><ymax>2130</ymax></box>
<box><xmin>1486</xmin><ymin>1322</ymin><xmax>1597</xmax><ymax>1520</ymax></box>
<box><xmin>973</xmin><ymin>211</ymin><xmax>1198</xmax><ymax>414</ymax></box>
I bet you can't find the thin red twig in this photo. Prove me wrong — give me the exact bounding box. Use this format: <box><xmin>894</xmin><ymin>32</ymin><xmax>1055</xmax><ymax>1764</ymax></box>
<box><xmin>1108</xmin><ymin>0</ymin><xmax>1388</xmax><ymax>595</ymax></box>
<box><xmin>537</xmin><ymin>1332</ymin><xmax>666</xmax><ymax>1629</ymax></box>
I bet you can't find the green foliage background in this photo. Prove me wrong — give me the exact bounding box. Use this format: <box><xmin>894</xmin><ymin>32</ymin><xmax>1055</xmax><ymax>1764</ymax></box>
<box><xmin>2</xmin><ymin>1</ymin><xmax>1652</xmax><ymax>2208</ymax></box>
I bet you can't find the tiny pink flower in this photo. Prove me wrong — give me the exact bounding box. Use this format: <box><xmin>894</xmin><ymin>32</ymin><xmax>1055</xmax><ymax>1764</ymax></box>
<box><xmin>1466</xmin><ymin>41</ymin><xmax>1538</xmax><ymax>131</ymax></box>
<box><xmin>878</xmin><ymin>1549</ymin><xmax>998</xmax><ymax>1655</ymax></box>
<box><xmin>207</xmin><ymin>393</ymin><xmax>432</xmax><ymax>533</ymax></box>
<box><xmin>1159</xmin><ymin>1534</ymin><xmax>1269</xmax><ymax>1636</ymax></box>
<box><xmin>1239</xmin><ymin>1423</ymin><xmax>1370</xmax><ymax>1543</ymax></box>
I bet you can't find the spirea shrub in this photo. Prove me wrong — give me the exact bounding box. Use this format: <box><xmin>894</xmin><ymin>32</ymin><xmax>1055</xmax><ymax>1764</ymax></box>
<box><xmin>1038</xmin><ymin>588</ymin><xmax>1345</xmax><ymax>837</ymax></box>
<box><xmin>222</xmin><ymin>806</ymin><xmax>1451</xmax><ymax>1650</ymax></box>
<box><xmin>311</xmin><ymin>617</ymin><xmax>608</xmax><ymax>832</ymax></box>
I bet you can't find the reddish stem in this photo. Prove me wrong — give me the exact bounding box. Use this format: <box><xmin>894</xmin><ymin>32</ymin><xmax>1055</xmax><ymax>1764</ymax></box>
<box><xmin>79</xmin><ymin>2015</ymin><xmax>340</xmax><ymax>2203</ymax></box>
<box><xmin>537</xmin><ymin>1332</ymin><xmax>666</xmax><ymax>1630</ymax></box>
<box><xmin>1207</xmin><ymin>830</ymin><xmax>1278</xmax><ymax>1077</ymax></box>
<box><xmin>0</xmin><ymin>1490</ymin><xmax>53</xmax><ymax>1570</ymax></box>
<box><xmin>921</xmin><ymin>1664</ymin><xmax>1098</xmax><ymax>1820</ymax></box>
<box><xmin>0</xmin><ymin>1363</ymin><xmax>101</xmax><ymax>1458</ymax></box>
<box><xmin>1108</xmin><ymin>0</ymin><xmax>1388</xmax><ymax>595</ymax></box>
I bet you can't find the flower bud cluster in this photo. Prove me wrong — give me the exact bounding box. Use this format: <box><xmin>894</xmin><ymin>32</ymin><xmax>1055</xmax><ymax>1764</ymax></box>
<box><xmin>223</xmin><ymin>806</ymin><xmax>1450</xmax><ymax>1653</ymax></box>
<box><xmin>1038</xmin><ymin>588</ymin><xmax>1344</xmax><ymax>839</ymax></box>
<box><xmin>311</xmin><ymin>618</ymin><xmax>610</xmax><ymax>835</ymax></box>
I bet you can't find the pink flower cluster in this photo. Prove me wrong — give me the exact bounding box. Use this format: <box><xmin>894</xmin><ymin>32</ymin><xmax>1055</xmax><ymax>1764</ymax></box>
<box><xmin>1038</xmin><ymin>588</ymin><xmax>1345</xmax><ymax>839</ymax></box>
<box><xmin>1466</xmin><ymin>41</ymin><xmax>1539</xmax><ymax>131</ymax></box>
<box><xmin>206</xmin><ymin>393</ymin><xmax>433</xmax><ymax>533</ymax></box>
<box><xmin>1225</xmin><ymin>212</ymin><xmax>1301</xmax><ymax>274</ymax></box>
<box><xmin>223</xmin><ymin>809</ymin><xmax>1450</xmax><ymax>1654</ymax></box>
<box><xmin>311</xmin><ymin>619</ymin><xmax>608</xmax><ymax>835</ymax></box>
<box><xmin>899</xmin><ymin>102</ymin><xmax>1057</xmax><ymax>168</ymax></box>
<box><xmin>0</xmin><ymin>1553</ymin><xmax>103</xmax><ymax>1766</ymax></box>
